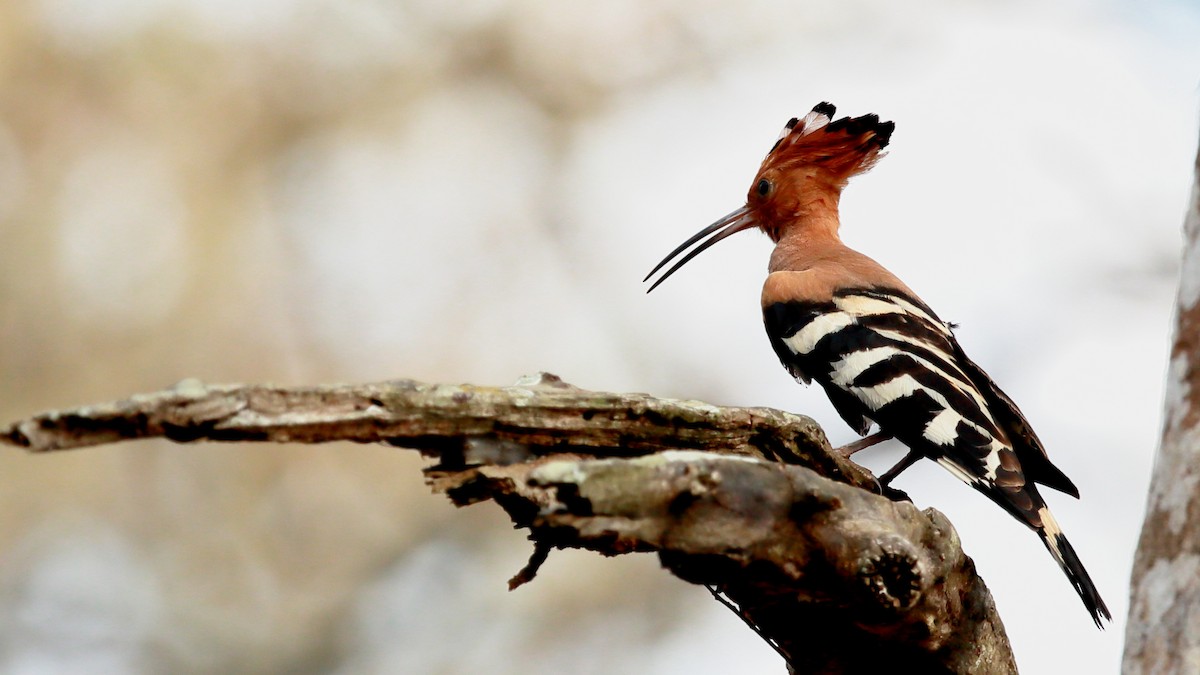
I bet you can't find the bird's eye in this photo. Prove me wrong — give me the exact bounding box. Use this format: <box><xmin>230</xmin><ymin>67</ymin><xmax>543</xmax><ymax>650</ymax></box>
<box><xmin>756</xmin><ymin>179</ymin><xmax>772</xmax><ymax>197</ymax></box>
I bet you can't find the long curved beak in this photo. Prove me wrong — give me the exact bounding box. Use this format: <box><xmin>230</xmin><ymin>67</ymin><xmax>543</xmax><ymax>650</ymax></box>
<box><xmin>643</xmin><ymin>206</ymin><xmax>757</xmax><ymax>292</ymax></box>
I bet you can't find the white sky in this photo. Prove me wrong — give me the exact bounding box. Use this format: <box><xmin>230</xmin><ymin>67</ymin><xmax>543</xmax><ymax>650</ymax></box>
<box><xmin>13</xmin><ymin>0</ymin><xmax>1200</xmax><ymax>672</ymax></box>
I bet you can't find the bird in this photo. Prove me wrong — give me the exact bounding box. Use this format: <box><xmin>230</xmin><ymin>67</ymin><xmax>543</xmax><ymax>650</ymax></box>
<box><xmin>643</xmin><ymin>102</ymin><xmax>1110</xmax><ymax>627</ymax></box>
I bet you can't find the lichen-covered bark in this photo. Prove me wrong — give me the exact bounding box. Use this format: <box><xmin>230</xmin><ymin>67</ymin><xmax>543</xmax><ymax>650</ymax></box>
<box><xmin>2</xmin><ymin>374</ymin><xmax>869</xmax><ymax>489</ymax></box>
<box><xmin>1</xmin><ymin>373</ymin><xmax>1016</xmax><ymax>672</ymax></box>
<box><xmin>430</xmin><ymin>450</ymin><xmax>1015</xmax><ymax>673</ymax></box>
<box><xmin>1124</xmin><ymin>124</ymin><xmax>1200</xmax><ymax>673</ymax></box>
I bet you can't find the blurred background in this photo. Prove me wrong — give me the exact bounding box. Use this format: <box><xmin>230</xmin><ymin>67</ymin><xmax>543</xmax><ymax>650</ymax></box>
<box><xmin>0</xmin><ymin>0</ymin><xmax>1197</xmax><ymax>672</ymax></box>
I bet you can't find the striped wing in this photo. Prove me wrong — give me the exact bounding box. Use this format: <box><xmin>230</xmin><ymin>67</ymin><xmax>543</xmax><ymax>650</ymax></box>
<box><xmin>951</xmin><ymin>346</ymin><xmax>1079</xmax><ymax>497</ymax></box>
<box><xmin>764</xmin><ymin>287</ymin><xmax>1108</xmax><ymax>624</ymax></box>
<box><xmin>763</xmin><ymin>288</ymin><xmax>1033</xmax><ymax>508</ymax></box>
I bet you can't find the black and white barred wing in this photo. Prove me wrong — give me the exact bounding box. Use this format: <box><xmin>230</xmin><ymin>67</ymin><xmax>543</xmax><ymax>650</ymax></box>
<box><xmin>951</xmin><ymin>346</ymin><xmax>1080</xmax><ymax>497</ymax></box>
<box><xmin>764</xmin><ymin>289</ymin><xmax>1031</xmax><ymax>505</ymax></box>
<box><xmin>765</xmin><ymin>287</ymin><xmax>1110</xmax><ymax>625</ymax></box>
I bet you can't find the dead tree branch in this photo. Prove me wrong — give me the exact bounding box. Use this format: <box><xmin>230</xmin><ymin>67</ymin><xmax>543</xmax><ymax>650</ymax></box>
<box><xmin>2</xmin><ymin>372</ymin><xmax>1015</xmax><ymax>673</ymax></box>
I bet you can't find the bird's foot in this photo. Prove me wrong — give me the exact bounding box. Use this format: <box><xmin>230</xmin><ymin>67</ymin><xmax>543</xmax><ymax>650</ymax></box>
<box><xmin>878</xmin><ymin>482</ymin><xmax>912</xmax><ymax>503</ymax></box>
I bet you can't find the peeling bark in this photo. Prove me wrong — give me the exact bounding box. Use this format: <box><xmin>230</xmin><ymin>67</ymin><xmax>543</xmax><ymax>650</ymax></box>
<box><xmin>2</xmin><ymin>374</ymin><xmax>865</xmax><ymax>486</ymax></box>
<box><xmin>2</xmin><ymin>373</ymin><xmax>1015</xmax><ymax>673</ymax></box>
<box><xmin>1124</xmin><ymin>124</ymin><xmax>1200</xmax><ymax>674</ymax></box>
<box><xmin>440</xmin><ymin>451</ymin><xmax>1015</xmax><ymax>673</ymax></box>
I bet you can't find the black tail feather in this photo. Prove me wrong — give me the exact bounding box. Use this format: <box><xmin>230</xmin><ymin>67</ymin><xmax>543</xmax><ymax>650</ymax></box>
<box><xmin>1040</xmin><ymin>530</ymin><xmax>1111</xmax><ymax>628</ymax></box>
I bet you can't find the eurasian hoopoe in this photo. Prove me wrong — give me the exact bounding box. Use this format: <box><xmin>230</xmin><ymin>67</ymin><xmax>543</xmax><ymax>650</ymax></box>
<box><xmin>644</xmin><ymin>102</ymin><xmax>1110</xmax><ymax>626</ymax></box>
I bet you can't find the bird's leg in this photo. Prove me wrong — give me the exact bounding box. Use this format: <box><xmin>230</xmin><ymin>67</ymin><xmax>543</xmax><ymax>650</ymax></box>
<box><xmin>878</xmin><ymin>448</ymin><xmax>922</xmax><ymax>487</ymax></box>
<box><xmin>875</xmin><ymin>449</ymin><xmax>922</xmax><ymax>503</ymax></box>
<box><xmin>834</xmin><ymin>431</ymin><xmax>893</xmax><ymax>458</ymax></box>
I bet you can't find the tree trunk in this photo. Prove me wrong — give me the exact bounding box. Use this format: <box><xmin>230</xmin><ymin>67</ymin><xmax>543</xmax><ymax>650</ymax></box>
<box><xmin>1124</xmin><ymin>120</ymin><xmax>1200</xmax><ymax>673</ymax></box>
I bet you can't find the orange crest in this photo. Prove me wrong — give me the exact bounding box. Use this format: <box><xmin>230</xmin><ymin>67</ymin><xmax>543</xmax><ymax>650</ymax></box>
<box><xmin>762</xmin><ymin>102</ymin><xmax>894</xmax><ymax>189</ymax></box>
<box><xmin>645</xmin><ymin>103</ymin><xmax>895</xmax><ymax>291</ymax></box>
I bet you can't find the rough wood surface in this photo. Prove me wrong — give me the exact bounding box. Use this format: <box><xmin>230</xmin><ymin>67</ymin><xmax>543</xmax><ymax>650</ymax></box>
<box><xmin>1124</xmin><ymin>125</ymin><xmax>1200</xmax><ymax>674</ymax></box>
<box><xmin>2</xmin><ymin>372</ymin><xmax>1016</xmax><ymax>673</ymax></box>
<box><xmin>3</xmin><ymin>374</ymin><xmax>865</xmax><ymax>485</ymax></box>
<box><xmin>435</xmin><ymin>450</ymin><xmax>1014</xmax><ymax>673</ymax></box>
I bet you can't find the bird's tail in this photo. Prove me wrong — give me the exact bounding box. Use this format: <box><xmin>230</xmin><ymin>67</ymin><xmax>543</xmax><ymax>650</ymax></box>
<box><xmin>1037</xmin><ymin>507</ymin><xmax>1111</xmax><ymax>628</ymax></box>
<box><xmin>767</xmin><ymin>102</ymin><xmax>895</xmax><ymax>186</ymax></box>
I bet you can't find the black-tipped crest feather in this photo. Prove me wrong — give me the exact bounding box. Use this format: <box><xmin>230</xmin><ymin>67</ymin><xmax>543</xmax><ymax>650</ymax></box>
<box><xmin>825</xmin><ymin>113</ymin><xmax>894</xmax><ymax>148</ymax></box>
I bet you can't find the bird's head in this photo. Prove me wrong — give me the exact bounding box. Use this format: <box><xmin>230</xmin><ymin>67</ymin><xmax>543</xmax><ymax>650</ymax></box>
<box><xmin>645</xmin><ymin>102</ymin><xmax>893</xmax><ymax>292</ymax></box>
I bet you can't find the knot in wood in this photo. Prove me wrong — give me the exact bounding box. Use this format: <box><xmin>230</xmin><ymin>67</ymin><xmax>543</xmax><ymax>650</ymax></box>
<box><xmin>859</xmin><ymin>540</ymin><xmax>923</xmax><ymax>612</ymax></box>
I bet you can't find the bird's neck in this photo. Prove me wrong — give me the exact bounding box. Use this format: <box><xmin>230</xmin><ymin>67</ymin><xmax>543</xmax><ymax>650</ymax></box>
<box><xmin>767</xmin><ymin>211</ymin><xmax>846</xmax><ymax>274</ymax></box>
<box><xmin>766</xmin><ymin>221</ymin><xmax>915</xmax><ymax>300</ymax></box>
<box><xmin>762</xmin><ymin>189</ymin><xmax>912</xmax><ymax>294</ymax></box>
